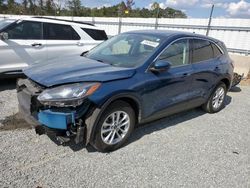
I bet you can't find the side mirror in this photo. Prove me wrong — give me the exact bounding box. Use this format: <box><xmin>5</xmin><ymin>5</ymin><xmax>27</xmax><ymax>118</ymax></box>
<box><xmin>150</xmin><ymin>60</ymin><xmax>171</xmax><ymax>73</ymax></box>
<box><xmin>0</xmin><ymin>32</ymin><xmax>8</xmax><ymax>40</ymax></box>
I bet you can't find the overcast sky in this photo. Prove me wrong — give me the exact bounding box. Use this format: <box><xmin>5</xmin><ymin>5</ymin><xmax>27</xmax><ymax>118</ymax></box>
<box><xmin>81</xmin><ymin>0</ymin><xmax>250</xmax><ymax>18</ymax></box>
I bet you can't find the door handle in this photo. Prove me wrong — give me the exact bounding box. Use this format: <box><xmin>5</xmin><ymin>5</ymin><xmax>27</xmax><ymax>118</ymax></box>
<box><xmin>214</xmin><ymin>66</ymin><xmax>220</xmax><ymax>71</ymax></box>
<box><xmin>76</xmin><ymin>42</ymin><xmax>84</xmax><ymax>46</ymax></box>
<box><xmin>31</xmin><ymin>43</ymin><xmax>42</xmax><ymax>47</ymax></box>
<box><xmin>182</xmin><ymin>73</ymin><xmax>191</xmax><ymax>77</ymax></box>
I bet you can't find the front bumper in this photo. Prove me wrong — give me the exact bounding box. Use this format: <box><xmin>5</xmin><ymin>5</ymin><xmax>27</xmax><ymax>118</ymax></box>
<box><xmin>17</xmin><ymin>78</ymin><xmax>91</xmax><ymax>144</ymax></box>
<box><xmin>38</xmin><ymin>110</ymin><xmax>75</xmax><ymax>130</ymax></box>
<box><xmin>18</xmin><ymin>104</ymin><xmax>40</xmax><ymax>126</ymax></box>
<box><xmin>17</xmin><ymin>79</ymin><xmax>42</xmax><ymax>126</ymax></box>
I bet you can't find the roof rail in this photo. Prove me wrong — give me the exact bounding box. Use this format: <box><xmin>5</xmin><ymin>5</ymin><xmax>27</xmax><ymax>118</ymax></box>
<box><xmin>32</xmin><ymin>16</ymin><xmax>95</xmax><ymax>26</ymax></box>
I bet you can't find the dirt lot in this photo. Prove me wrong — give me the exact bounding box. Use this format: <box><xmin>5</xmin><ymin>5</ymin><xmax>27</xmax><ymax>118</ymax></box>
<box><xmin>0</xmin><ymin>79</ymin><xmax>249</xmax><ymax>187</ymax></box>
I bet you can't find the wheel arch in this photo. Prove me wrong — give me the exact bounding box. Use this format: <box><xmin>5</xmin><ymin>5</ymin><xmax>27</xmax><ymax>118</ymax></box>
<box><xmin>220</xmin><ymin>77</ymin><xmax>231</xmax><ymax>90</ymax></box>
<box><xmin>85</xmin><ymin>93</ymin><xmax>142</xmax><ymax>145</ymax></box>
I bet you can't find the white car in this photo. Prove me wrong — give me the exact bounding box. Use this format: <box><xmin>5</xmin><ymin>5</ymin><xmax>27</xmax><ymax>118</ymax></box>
<box><xmin>0</xmin><ymin>17</ymin><xmax>107</xmax><ymax>78</ymax></box>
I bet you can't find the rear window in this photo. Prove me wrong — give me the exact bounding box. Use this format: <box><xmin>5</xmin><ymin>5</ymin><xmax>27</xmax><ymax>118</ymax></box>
<box><xmin>44</xmin><ymin>23</ymin><xmax>80</xmax><ymax>40</ymax></box>
<box><xmin>191</xmin><ymin>39</ymin><xmax>214</xmax><ymax>63</ymax></box>
<box><xmin>82</xmin><ymin>28</ymin><xmax>108</xmax><ymax>40</ymax></box>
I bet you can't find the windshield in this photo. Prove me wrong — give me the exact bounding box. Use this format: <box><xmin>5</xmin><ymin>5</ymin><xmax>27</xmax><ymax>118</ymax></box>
<box><xmin>86</xmin><ymin>33</ymin><xmax>164</xmax><ymax>68</ymax></box>
<box><xmin>0</xmin><ymin>19</ymin><xmax>15</xmax><ymax>31</ymax></box>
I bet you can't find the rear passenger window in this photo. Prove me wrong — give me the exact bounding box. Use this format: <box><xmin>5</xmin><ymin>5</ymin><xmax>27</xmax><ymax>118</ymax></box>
<box><xmin>81</xmin><ymin>28</ymin><xmax>108</xmax><ymax>40</ymax></box>
<box><xmin>44</xmin><ymin>23</ymin><xmax>80</xmax><ymax>40</ymax></box>
<box><xmin>191</xmin><ymin>39</ymin><xmax>213</xmax><ymax>63</ymax></box>
<box><xmin>212</xmin><ymin>43</ymin><xmax>223</xmax><ymax>58</ymax></box>
<box><xmin>159</xmin><ymin>39</ymin><xmax>190</xmax><ymax>67</ymax></box>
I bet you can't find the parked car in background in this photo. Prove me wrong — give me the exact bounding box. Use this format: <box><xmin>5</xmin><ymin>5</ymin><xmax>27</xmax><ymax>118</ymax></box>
<box><xmin>0</xmin><ymin>17</ymin><xmax>107</xmax><ymax>78</ymax></box>
<box><xmin>17</xmin><ymin>30</ymin><xmax>234</xmax><ymax>152</ymax></box>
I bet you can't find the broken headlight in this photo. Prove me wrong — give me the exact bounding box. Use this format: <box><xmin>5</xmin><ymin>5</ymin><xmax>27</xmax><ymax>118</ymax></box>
<box><xmin>37</xmin><ymin>82</ymin><xmax>101</xmax><ymax>107</ymax></box>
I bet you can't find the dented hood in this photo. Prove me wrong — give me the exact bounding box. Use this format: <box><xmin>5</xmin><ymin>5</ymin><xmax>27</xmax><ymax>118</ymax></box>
<box><xmin>24</xmin><ymin>56</ymin><xmax>136</xmax><ymax>87</ymax></box>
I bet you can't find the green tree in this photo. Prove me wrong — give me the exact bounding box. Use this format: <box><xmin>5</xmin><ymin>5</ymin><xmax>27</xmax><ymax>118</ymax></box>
<box><xmin>67</xmin><ymin>0</ymin><xmax>81</xmax><ymax>16</ymax></box>
<box><xmin>1</xmin><ymin>0</ymin><xmax>186</xmax><ymax>18</ymax></box>
<box><xmin>29</xmin><ymin>0</ymin><xmax>37</xmax><ymax>14</ymax></box>
<box><xmin>38</xmin><ymin>0</ymin><xmax>45</xmax><ymax>15</ymax></box>
<box><xmin>22</xmin><ymin>0</ymin><xmax>28</xmax><ymax>13</ymax></box>
<box><xmin>45</xmin><ymin>0</ymin><xmax>55</xmax><ymax>15</ymax></box>
<box><xmin>126</xmin><ymin>0</ymin><xmax>134</xmax><ymax>10</ymax></box>
<box><xmin>0</xmin><ymin>0</ymin><xmax>5</xmax><ymax>12</ymax></box>
<box><xmin>139</xmin><ymin>8</ymin><xmax>152</xmax><ymax>17</ymax></box>
<box><xmin>7</xmin><ymin>0</ymin><xmax>16</xmax><ymax>13</ymax></box>
<box><xmin>151</xmin><ymin>2</ymin><xmax>160</xmax><ymax>18</ymax></box>
<box><xmin>118</xmin><ymin>1</ymin><xmax>127</xmax><ymax>16</ymax></box>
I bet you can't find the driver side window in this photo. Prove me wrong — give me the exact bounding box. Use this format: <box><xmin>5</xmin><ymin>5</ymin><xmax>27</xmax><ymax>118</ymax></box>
<box><xmin>159</xmin><ymin>39</ymin><xmax>190</xmax><ymax>67</ymax></box>
<box><xmin>6</xmin><ymin>21</ymin><xmax>42</xmax><ymax>40</ymax></box>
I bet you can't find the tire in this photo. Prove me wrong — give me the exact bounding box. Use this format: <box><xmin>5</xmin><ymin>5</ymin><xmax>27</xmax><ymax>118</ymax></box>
<box><xmin>202</xmin><ymin>82</ymin><xmax>227</xmax><ymax>113</ymax></box>
<box><xmin>92</xmin><ymin>100</ymin><xmax>135</xmax><ymax>152</ymax></box>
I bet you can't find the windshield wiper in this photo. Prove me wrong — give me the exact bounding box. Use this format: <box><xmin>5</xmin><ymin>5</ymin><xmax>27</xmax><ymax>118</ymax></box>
<box><xmin>87</xmin><ymin>57</ymin><xmax>116</xmax><ymax>66</ymax></box>
<box><xmin>96</xmin><ymin>59</ymin><xmax>104</xmax><ymax>63</ymax></box>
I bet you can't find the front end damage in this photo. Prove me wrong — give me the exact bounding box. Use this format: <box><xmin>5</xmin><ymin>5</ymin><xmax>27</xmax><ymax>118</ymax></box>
<box><xmin>17</xmin><ymin>78</ymin><xmax>96</xmax><ymax>145</ymax></box>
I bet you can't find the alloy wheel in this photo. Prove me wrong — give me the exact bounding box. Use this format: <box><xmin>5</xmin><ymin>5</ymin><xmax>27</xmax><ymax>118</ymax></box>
<box><xmin>101</xmin><ymin>111</ymin><xmax>130</xmax><ymax>145</ymax></box>
<box><xmin>212</xmin><ymin>87</ymin><xmax>225</xmax><ymax>110</ymax></box>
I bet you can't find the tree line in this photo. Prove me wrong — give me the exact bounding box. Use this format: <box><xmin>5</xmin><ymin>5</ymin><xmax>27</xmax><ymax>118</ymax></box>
<box><xmin>0</xmin><ymin>0</ymin><xmax>187</xmax><ymax>18</ymax></box>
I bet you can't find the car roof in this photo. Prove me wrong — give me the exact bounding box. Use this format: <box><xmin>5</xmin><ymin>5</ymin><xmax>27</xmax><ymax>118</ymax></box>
<box><xmin>14</xmin><ymin>16</ymin><xmax>102</xmax><ymax>30</ymax></box>
<box><xmin>32</xmin><ymin>17</ymin><xmax>95</xmax><ymax>26</ymax></box>
<box><xmin>125</xmin><ymin>30</ymin><xmax>220</xmax><ymax>43</ymax></box>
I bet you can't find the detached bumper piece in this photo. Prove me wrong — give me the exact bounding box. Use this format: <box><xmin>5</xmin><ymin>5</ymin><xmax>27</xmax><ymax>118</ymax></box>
<box><xmin>37</xmin><ymin>110</ymin><xmax>85</xmax><ymax>145</ymax></box>
<box><xmin>38</xmin><ymin>110</ymin><xmax>75</xmax><ymax>130</ymax></box>
<box><xmin>232</xmin><ymin>72</ymin><xmax>244</xmax><ymax>87</ymax></box>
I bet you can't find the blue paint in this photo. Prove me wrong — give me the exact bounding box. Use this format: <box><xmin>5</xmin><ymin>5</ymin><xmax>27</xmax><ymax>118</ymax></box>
<box><xmin>25</xmin><ymin>30</ymin><xmax>233</xmax><ymax>126</ymax></box>
<box><xmin>23</xmin><ymin>56</ymin><xmax>136</xmax><ymax>87</ymax></box>
<box><xmin>38</xmin><ymin>110</ymin><xmax>75</xmax><ymax>130</ymax></box>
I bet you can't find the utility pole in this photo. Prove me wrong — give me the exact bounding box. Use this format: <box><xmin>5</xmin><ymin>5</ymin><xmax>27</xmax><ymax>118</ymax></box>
<box><xmin>206</xmin><ymin>4</ymin><xmax>214</xmax><ymax>36</ymax></box>
<box><xmin>118</xmin><ymin>5</ymin><xmax>122</xmax><ymax>34</ymax></box>
<box><xmin>155</xmin><ymin>5</ymin><xmax>160</xmax><ymax>30</ymax></box>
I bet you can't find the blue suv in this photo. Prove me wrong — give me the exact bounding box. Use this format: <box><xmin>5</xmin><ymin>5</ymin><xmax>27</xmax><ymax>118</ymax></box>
<box><xmin>17</xmin><ymin>30</ymin><xmax>234</xmax><ymax>152</ymax></box>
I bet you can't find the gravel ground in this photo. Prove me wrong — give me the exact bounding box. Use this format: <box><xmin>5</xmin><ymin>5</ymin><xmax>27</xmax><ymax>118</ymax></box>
<box><xmin>0</xmin><ymin>79</ymin><xmax>249</xmax><ymax>188</ymax></box>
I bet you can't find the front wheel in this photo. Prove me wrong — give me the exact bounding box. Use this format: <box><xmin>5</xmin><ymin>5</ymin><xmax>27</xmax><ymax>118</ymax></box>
<box><xmin>202</xmin><ymin>82</ymin><xmax>227</xmax><ymax>113</ymax></box>
<box><xmin>92</xmin><ymin>101</ymin><xmax>135</xmax><ymax>152</ymax></box>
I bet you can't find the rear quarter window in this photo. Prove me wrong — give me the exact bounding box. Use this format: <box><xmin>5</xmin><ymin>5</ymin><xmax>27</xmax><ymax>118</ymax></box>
<box><xmin>212</xmin><ymin>43</ymin><xmax>223</xmax><ymax>58</ymax></box>
<box><xmin>81</xmin><ymin>28</ymin><xmax>108</xmax><ymax>40</ymax></box>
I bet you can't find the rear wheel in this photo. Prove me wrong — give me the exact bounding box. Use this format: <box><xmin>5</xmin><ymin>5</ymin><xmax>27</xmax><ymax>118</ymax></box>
<box><xmin>92</xmin><ymin>101</ymin><xmax>135</xmax><ymax>152</ymax></box>
<box><xmin>202</xmin><ymin>82</ymin><xmax>227</xmax><ymax>113</ymax></box>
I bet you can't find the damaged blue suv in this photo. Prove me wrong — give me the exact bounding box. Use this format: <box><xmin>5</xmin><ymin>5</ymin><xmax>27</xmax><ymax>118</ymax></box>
<box><xmin>17</xmin><ymin>30</ymin><xmax>234</xmax><ymax>152</ymax></box>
